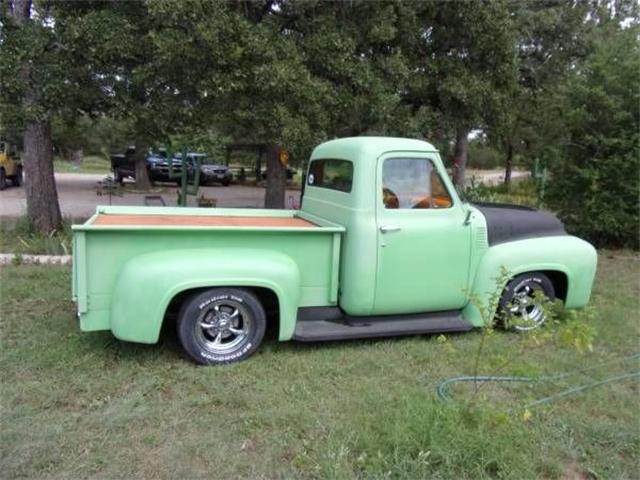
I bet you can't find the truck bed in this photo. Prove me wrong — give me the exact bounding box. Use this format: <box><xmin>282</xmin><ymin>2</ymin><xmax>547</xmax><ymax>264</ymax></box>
<box><xmin>92</xmin><ymin>213</ymin><xmax>317</xmax><ymax>228</ymax></box>
<box><xmin>72</xmin><ymin>206</ymin><xmax>344</xmax><ymax>335</ymax></box>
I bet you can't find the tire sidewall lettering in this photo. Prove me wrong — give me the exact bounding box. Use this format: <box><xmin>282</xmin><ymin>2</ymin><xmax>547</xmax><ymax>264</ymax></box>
<box><xmin>199</xmin><ymin>341</ymin><xmax>253</xmax><ymax>363</ymax></box>
<box><xmin>513</xmin><ymin>276</ymin><xmax>542</xmax><ymax>293</ymax></box>
<box><xmin>198</xmin><ymin>294</ymin><xmax>244</xmax><ymax>311</ymax></box>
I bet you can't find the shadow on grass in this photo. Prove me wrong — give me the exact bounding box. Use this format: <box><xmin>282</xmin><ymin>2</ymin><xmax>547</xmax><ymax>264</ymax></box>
<box><xmin>80</xmin><ymin>317</ymin><xmax>481</xmax><ymax>366</ymax></box>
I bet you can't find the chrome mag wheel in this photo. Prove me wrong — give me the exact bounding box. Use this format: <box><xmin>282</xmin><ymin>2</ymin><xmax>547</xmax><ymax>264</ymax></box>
<box><xmin>508</xmin><ymin>281</ymin><xmax>546</xmax><ymax>331</ymax></box>
<box><xmin>194</xmin><ymin>300</ymin><xmax>252</xmax><ymax>355</ymax></box>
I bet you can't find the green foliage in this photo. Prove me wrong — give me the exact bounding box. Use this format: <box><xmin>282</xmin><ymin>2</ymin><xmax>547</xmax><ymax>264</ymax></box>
<box><xmin>51</xmin><ymin>115</ymin><xmax>132</xmax><ymax>159</ymax></box>
<box><xmin>464</xmin><ymin>178</ymin><xmax>540</xmax><ymax>208</ymax></box>
<box><xmin>467</xmin><ymin>139</ymin><xmax>502</xmax><ymax>169</ymax></box>
<box><xmin>486</xmin><ymin>1</ymin><xmax>592</xmax><ymax>164</ymax></box>
<box><xmin>546</xmin><ymin>24</ymin><xmax>640</xmax><ymax>249</ymax></box>
<box><xmin>2</xmin><ymin>0</ymin><xmax>638</xmax><ymax>242</ymax></box>
<box><xmin>555</xmin><ymin>308</ymin><xmax>598</xmax><ymax>353</ymax></box>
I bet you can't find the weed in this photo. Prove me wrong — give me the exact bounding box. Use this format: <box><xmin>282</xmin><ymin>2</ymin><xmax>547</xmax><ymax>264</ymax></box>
<box><xmin>0</xmin><ymin>216</ymin><xmax>74</xmax><ymax>255</ymax></box>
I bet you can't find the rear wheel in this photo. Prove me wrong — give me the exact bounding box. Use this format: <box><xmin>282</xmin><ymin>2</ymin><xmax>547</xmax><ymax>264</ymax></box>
<box><xmin>10</xmin><ymin>167</ymin><xmax>23</xmax><ymax>186</ymax></box>
<box><xmin>177</xmin><ymin>288</ymin><xmax>266</xmax><ymax>365</ymax></box>
<box><xmin>499</xmin><ymin>272</ymin><xmax>555</xmax><ymax>332</ymax></box>
<box><xmin>0</xmin><ymin>168</ymin><xmax>5</xmax><ymax>190</ymax></box>
<box><xmin>114</xmin><ymin>169</ymin><xmax>124</xmax><ymax>185</ymax></box>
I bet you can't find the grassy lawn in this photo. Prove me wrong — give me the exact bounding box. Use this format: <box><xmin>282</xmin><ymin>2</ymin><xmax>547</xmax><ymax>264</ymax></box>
<box><xmin>1</xmin><ymin>253</ymin><xmax>638</xmax><ymax>479</ymax></box>
<box><xmin>54</xmin><ymin>155</ymin><xmax>111</xmax><ymax>174</ymax></box>
<box><xmin>0</xmin><ymin>218</ymin><xmax>74</xmax><ymax>256</ymax></box>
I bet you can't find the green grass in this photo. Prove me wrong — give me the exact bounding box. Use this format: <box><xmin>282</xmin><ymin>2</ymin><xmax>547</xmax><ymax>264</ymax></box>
<box><xmin>1</xmin><ymin>254</ymin><xmax>638</xmax><ymax>478</ymax></box>
<box><xmin>0</xmin><ymin>217</ymin><xmax>74</xmax><ymax>255</ymax></box>
<box><xmin>54</xmin><ymin>155</ymin><xmax>111</xmax><ymax>174</ymax></box>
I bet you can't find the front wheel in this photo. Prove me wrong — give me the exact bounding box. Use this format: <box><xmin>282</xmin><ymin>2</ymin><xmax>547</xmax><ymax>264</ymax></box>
<box><xmin>499</xmin><ymin>272</ymin><xmax>555</xmax><ymax>332</ymax></box>
<box><xmin>0</xmin><ymin>169</ymin><xmax>6</xmax><ymax>190</ymax></box>
<box><xmin>177</xmin><ymin>288</ymin><xmax>266</xmax><ymax>365</ymax></box>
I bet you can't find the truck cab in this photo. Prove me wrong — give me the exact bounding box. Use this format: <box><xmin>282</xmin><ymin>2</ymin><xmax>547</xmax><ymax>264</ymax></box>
<box><xmin>302</xmin><ymin>138</ymin><xmax>473</xmax><ymax>317</ymax></box>
<box><xmin>73</xmin><ymin>137</ymin><xmax>597</xmax><ymax>365</ymax></box>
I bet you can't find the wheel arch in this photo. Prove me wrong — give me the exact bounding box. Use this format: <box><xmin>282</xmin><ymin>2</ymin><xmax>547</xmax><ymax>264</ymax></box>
<box><xmin>165</xmin><ymin>285</ymin><xmax>281</xmax><ymax>341</ymax></box>
<box><xmin>110</xmin><ymin>248</ymin><xmax>300</xmax><ymax>344</ymax></box>
<box><xmin>463</xmin><ymin>236</ymin><xmax>597</xmax><ymax>327</ymax></box>
<box><xmin>540</xmin><ymin>269</ymin><xmax>568</xmax><ymax>302</ymax></box>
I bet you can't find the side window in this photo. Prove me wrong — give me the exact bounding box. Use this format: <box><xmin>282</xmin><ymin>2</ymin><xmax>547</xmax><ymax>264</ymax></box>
<box><xmin>308</xmin><ymin>159</ymin><xmax>353</xmax><ymax>193</ymax></box>
<box><xmin>382</xmin><ymin>158</ymin><xmax>453</xmax><ymax>209</ymax></box>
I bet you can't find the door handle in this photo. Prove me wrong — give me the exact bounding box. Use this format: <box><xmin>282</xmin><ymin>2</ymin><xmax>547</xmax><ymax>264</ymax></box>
<box><xmin>379</xmin><ymin>225</ymin><xmax>401</xmax><ymax>234</ymax></box>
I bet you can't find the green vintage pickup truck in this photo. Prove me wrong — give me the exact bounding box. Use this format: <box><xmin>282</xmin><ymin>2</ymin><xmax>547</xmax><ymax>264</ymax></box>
<box><xmin>72</xmin><ymin>137</ymin><xmax>597</xmax><ymax>364</ymax></box>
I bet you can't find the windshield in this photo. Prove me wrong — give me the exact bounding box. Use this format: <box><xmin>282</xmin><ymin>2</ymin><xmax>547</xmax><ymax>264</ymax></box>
<box><xmin>174</xmin><ymin>154</ymin><xmax>214</xmax><ymax>164</ymax></box>
<box><xmin>194</xmin><ymin>156</ymin><xmax>216</xmax><ymax>165</ymax></box>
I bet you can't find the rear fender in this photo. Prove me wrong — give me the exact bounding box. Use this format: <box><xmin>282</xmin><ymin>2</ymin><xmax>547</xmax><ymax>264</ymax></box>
<box><xmin>463</xmin><ymin>236</ymin><xmax>597</xmax><ymax>327</ymax></box>
<box><xmin>110</xmin><ymin>248</ymin><xmax>301</xmax><ymax>343</ymax></box>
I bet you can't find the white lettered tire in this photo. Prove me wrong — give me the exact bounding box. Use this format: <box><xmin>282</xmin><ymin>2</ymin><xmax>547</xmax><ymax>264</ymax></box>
<box><xmin>177</xmin><ymin>288</ymin><xmax>266</xmax><ymax>365</ymax></box>
<box><xmin>499</xmin><ymin>272</ymin><xmax>555</xmax><ymax>332</ymax></box>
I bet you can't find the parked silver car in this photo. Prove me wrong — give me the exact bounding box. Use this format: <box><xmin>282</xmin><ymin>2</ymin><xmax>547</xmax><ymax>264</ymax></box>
<box><xmin>176</xmin><ymin>153</ymin><xmax>233</xmax><ymax>186</ymax></box>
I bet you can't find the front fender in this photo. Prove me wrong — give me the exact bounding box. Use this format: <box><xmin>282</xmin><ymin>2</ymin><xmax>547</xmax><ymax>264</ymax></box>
<box><xmin>110</xmin><ymin>248</ymin><xmax>301</xmax><ymax>343</ymax></box>
<box><xmin>462</xmin><ymin>236</ymin><xmax>597</xmax><ymax>327</ymax></box>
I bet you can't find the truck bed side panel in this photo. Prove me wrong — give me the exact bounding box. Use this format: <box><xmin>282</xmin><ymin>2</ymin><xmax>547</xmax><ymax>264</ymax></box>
<box><xmin>76</xmin><ymin>226</ymin><xmax>341</xmax><ymax>342</ymax></box>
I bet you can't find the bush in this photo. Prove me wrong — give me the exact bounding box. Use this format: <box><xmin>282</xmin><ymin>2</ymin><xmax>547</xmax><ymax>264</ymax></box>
<box><xmin>467</xmin><ymin>139</ymin><xmax>502</xmax><ymax>170</ymax></box>
<box><xmin>545</xmin><ymin>26</ymin><xmax>639</xmax><ymax>249</ymax></box>
<box><xmin>463</xmin><ymin>178</ymin><xmax>539</xmax><ymax>208</ymax></box>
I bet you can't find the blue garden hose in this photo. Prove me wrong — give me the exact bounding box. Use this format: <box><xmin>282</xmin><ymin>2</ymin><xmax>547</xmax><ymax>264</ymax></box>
<box><xmin>436</xmin><ymin>353</ymin><xmax>640</xmax><ymax>408</ymax></box>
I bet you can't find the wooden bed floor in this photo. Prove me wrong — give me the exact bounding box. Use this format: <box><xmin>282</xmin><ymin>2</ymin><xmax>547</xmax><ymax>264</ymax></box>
<box><xmin>92</xmin><ymin>214</ymin><xmax>317</xmax><ymax>228</ymax></box>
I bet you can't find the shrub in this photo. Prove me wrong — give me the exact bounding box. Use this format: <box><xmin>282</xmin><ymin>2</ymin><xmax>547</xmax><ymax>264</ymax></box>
<box><xmin>545</xmin><ymin>26</ymin><xmax>639</xmax><ymax>249</ymax></box>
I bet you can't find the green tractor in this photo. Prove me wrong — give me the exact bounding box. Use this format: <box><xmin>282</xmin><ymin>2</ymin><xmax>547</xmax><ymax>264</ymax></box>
<box><xmin>0</xmin><ymin>141</ymin><xmax>23</xmax><ymax>190</ymax></box>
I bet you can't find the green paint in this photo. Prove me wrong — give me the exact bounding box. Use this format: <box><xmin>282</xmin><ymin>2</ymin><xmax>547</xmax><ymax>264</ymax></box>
<box><xmin>73</xmin><ymin>137</ymin><xmax>597</xmax><ymax>346</ymax></box>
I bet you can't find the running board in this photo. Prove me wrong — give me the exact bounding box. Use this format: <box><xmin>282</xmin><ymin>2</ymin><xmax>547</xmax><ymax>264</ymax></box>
<box><xmin>292</xmin><ymin>307</ymin><xmax>472</xmax><ymax>342</ymax></box>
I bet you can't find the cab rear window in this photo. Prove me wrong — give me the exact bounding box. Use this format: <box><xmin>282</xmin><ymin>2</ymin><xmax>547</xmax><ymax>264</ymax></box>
<box><xmin>307</xmin><ymin>159</ymin><xmax>353</xmax><ymax>193</ymax></box>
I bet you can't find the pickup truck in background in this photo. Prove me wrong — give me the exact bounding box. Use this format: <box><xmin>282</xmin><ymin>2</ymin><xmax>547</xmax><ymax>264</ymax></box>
<box><xmin>110</xmin><ymin>147</ymin><xmax>183</xmax><ymax>184</ymax></box>
<box><xmin>111</xmin><ymin>148</ymin><xmax>232</xmax><ymax>186</ymax></box>
<box><xmin>74</xmin><ymin>137</ymin><xmax>597</xmax><ymax>365</ymax></box>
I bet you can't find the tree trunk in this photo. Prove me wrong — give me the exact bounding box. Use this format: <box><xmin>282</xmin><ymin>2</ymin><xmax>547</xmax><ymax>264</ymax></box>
<box><xmin>134</xmin><ymin>136</ymin><xmax>151</xmax><ymax>189</ymax></box>
<box><xmin>264</xmin><ymin>145</ymin><xmax>286</xmax><ymax>208</ymax></box>
<box><xmin>23</xmin><ymin>121</ymin><xmax>62</xmax><ymax>233</ymax></box>
<box><xmin>9</xmin><ymin>0</ymin><xmax>31</xmax><ymax>20</ymax></box>
<box><xmin>452</xmin><ymin>127</ymin><xmax>469</xmax><ymax>186</ymax></box>
<box><xmin>504</xmin><ymin>139</ymin><xmax>514</xmax><ymax>189</ymax></box>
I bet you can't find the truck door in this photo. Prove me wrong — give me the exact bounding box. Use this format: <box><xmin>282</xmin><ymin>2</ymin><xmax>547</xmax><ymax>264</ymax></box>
<box><xmin>373</xmin><ymin>155</ymin><xmax>471</xmax><ymax>315</ymax></box>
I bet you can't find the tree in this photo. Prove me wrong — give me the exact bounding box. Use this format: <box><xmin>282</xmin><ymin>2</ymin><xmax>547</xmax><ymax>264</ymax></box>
<box><xmin>402</xmin><ymin>0</ymin><xmax>518</xmax><ymax>185</ymax></box>
<box><xmin>489</xmin><ymin>0</ymin><xmax>591</xmax><ymax>187</ymax></box>
<box><xmin>148</xmin><ymin>0</ymin><xmax>331</xmax><ymax>207</ymax></box>
<box><xmin>88</xmin><ymin>1</ymin><xmax>158</xmax><ymax>190</ymax></box>
<box><xmin>546</xmin><ymin>22</ymin><xmax>639</xmax><ymax>248</ymax></box>
<box><xmin>229</xmin><ymin>0</ymin><xmax>412</xmax><ymax>206</ymax></box>
<box><xmin>2</xmin><ymin>0</ymin><xmax>62</xmax><ymax>232</ymax></box>
<box><xmin>1</xmin><ymin>0</ymin><xmax>133</xmax><ymax>231</ymax></box>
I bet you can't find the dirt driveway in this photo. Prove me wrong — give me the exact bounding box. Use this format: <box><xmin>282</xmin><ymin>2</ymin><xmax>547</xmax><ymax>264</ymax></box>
<box><xmin>0</xmin><ymin>173</ymin><xmax>303</xmax><ymax>218</ymax></box>
<box><xmin>0</xmin><ymin>170</ymin><xmax>528</xmax><ymax>219</ymax></box>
